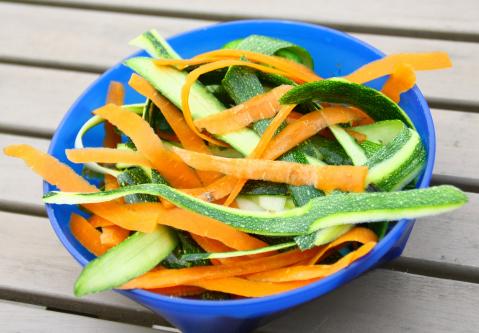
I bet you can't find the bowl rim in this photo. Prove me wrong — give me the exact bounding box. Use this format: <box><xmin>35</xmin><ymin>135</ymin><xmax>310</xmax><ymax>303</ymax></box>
<box><xmin>45</xmin><ymin>19</ymin><xmax>435</xmax><ymax>311</ymax></box>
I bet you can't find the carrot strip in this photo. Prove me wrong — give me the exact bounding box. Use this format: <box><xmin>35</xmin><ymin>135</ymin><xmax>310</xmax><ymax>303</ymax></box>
<box><xmin>194</xmin><ymin>85</ymin><xmax>293</xmax><ymax>134</ymax></box>
<box><xmin>66</xmin><ymin>148</ymin><xmax>153</xmax><ymax>168</ymax></box>
<box><xmin>223</xmin><ymin>104</ymin><xmax>296</xmax><ymax>206</ymax></box>
<box><xmin>344</xmin><ymin>52</ymin><xmax>451</xmax><ymax>84</ymax></box>
<box><xmin>70</xmin><ymin>213</ymin><xmax>108</xmax><ymax>256</ymax></box>
<box><xmin>4</xmin><ymin>144</ymin><xmax>158</xmax><ymax>232</ymax></box>
<box><xmin>103</xmin><ymin>81</ymin><xmax>124</xmax><ymax>148</ymax></box>
<box><xmin>94</xmin><ymin>104</ymin><xmax>202</xmax><ymax>188</ymax></box>
<box><xmin>100</xmin><ymin>225</ymin><xmax>130</xmax><ymax>248</ymax></box>
<box><xmin>120</xmin><ymin>248</ymin><xmax>316</xmax><ymax>289</ymax></box>
<box><xmin>89</xmin><ymin>215</ymin><xmax>113</xmax><ymax>228</ymax></box>
<box><xmin>129</xmin><ymin>74</ymin><xmax>221</xmax><ymax>185</ymax></box>
<box><xmin>179</xmin><ymin>60</ymin><xmax>304</xmax><ymax>146</ymax></box>
<box><xmin>192</xmin><ymin>49</ymin><xmax>321</xmax><ymax>81</ymax></box>
<box><xmin>104</xmin><ymin>174</ymin><xmax>119</xmax><ymax>190</ymax></box>
<box><xmin>182</xmin><ymin>175</ymin><xmax>238</xmax><ymax>202</ymax></box>
<box><xmin>189</xmin><ymin>277</ymin><xmax>317</xmax><ymax>298</ymax></box>
<box><xmin>156</xmin><ymin>130</ymin><xmax>180</xmax><ymax>143</ymax></box>
<box><xmin>346</xmin><ymin>129</ymin><xmax>367</xmax><ymax>143</ymax></box>
<box><xmin>149</xmin><ymin>285</ymin><xmax>204</xmax><ymax>297</ymax></box>
<box><xmin>190</xmin><ymin>234</ymin><xmax>244</xmax><ymax>265</ymax></box>
<box><xmin>172</xmin><ymin>146</ymin><xmax>368</xmax><ymax>192</ymax></box>
<box><xmin>128</xmin><ymin>203</ymin><xmax>267</xmax><ymax>251</ymax></box>
<box><xmin>308</xmin><ymin>227</ymin><xmax>378</xmax><ymax>265</ymax></box>
<box><xmin>286</xmin><ymin>111</ymin><xmax>303</xmax><ymax>124</ymax></box>
<box><xmin>381</xmin><ymin>63</ymin><xmax>417</xmax><ymax>103</ymax></box>
<box><xmin>263</xmin><ymin>106</ymin><xmax>366</xmax><ymax>161</ymax></box>
<box><xmin>247</xmin><ymin>242</ymin><xmax>376</xmax><ymax>283</ymax></box>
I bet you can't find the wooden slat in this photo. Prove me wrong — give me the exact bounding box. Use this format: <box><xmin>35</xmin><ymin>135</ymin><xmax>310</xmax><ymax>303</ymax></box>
<box><xmin>0</xmin><ymin>210</ymin><xmax>478</xmax><ymax>332</ymax></box>
<box><xmin>0</xmin><ymin>300</ymin><xmax>160</xmax><ymax>333</ymax></box>
<box><xmin>2</xmin><ymin>105</ymin><xmax>478</xmax><ymax>208</ymax></box>
<box><xmin>19</xmin><ymin>0</ymin><xmax>479</xmax><ymax>40</ymax></box>
<box><xmin>1</xmin><ymin>3</ymin><xmax>479</xmax><ymax>106</ymax></box>
<box><xmin>0</xmin><ymin>64</ymin><xmax>96</xmax><ymax>136</ymax></box>
<box><xmin>0</xmin><ymin>211</ymin><xmax>164</xmax><ymax>326</ymax></box>
<box><xmin>260</xmin><ymin>270</ymin><xmax>479</xmax><ymax>333</ymax></box>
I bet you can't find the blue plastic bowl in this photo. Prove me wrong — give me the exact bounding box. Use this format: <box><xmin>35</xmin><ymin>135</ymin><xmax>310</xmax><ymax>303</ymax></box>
<box><xmin>45</xmin><ymin>20</ymin><xmax>435</xmax><ymax>333</ymax></box>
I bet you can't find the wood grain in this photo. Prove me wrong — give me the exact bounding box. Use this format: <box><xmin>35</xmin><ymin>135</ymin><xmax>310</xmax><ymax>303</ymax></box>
<box><xmin>260</xmin><ymin>270</ymin><xmax>479</xmax><ymax>333</ymax></box>
<box><xmin>0</xmin><ymin>300</ymin><xmax>161</xmax><ymax>333</ymax></box>
<box><xmin>1</xmin><ymin>3</ymin><xmax>479</xmax><ymax>106</ymax></box>
<box><xmin>16</xmin><ymin>0</ymin><xmax>479</xmax><ymax>40</ymax></box>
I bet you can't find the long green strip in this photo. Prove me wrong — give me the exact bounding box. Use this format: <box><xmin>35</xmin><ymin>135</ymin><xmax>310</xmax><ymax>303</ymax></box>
<box><xmin>44</xmin><ymin>184</ymin><xmax>467</xmax><ymax>236</ymax></box>
<box><xmin>181</xmin><ymin>241</ymin><xmax>296</xmax><ymax>261</ymax></box>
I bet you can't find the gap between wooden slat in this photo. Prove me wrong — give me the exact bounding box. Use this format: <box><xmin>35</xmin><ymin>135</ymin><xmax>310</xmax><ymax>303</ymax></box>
<box><xmin>2</xmin><ymin>0</ymin><xmax>479</xmax><ymax>43</ymax></box>
<box><xmin>384</xmin><ymin>257</ymin><xmax>479</xmax><ymax>285</ymax></box>
<box><xmin>0</xmin><ymin>286</ymin><xmax>167</xmax><ymax>328</ymax></box>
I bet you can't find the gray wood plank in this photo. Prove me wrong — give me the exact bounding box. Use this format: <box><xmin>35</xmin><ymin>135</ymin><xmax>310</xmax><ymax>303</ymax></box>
<box><xmin>2</xmin><ymin>107</ymin><xmax>478</xmax><ymax>208</ymax></box>
<box><xmin>1</xmin><ymin>2</ymin><xmax>479</xmax><ymax>106</ymax></box>
<box><xmin>0</xmin><ymin>300</ymin><xmax>160</xmax><ymax>333</ymax></box>
<box><xmin>18</xmin><ymin>0</ymin><xmax>479</xmax><ymax>40</ymax></box>
<box><xmin>0</xmin><ymin>211</ymin><xmax>164</xmax><ymax>326</ymax></box>
<box><xmin>1</xmin><ymin>210</ymin><xmax>478</xmax><ymax>332</ymax></box>
<box><xmin>260</xmin><ymin>270</ymin><xmax>479</xmax><ymax>333</ymax></box>
<box><xmin>0</xmin><ymin>64</ymin><xmax>97</xmax><ymax>136</ymax></box>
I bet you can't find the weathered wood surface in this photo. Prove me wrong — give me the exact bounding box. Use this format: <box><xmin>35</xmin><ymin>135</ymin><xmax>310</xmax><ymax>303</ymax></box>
<box><xmin>0</xmin><ymin>1</ymin><xmax>478</xmax><ymax>332</ymax></box>
<box><xmin>261</xmin><ymin>270</ymin><xmax>479</xmax><ymax>333</ymax></box>
<box><xmin>1</xmin><ymin>3</ymin><xmax>479</xmax><ymax>107</ymax></box>
<box><xmin>0</xmin><ymin>300</ymin><xmax>162</xmax><ymax>332</ymax></box>
<box><xmin>1</xmin><ymin>210</ymin><xmax>478</xmax><ymax>332</ymax></box>
<box><xmin>15</xmin><ymin>0</ymin><xmax>479</xmax><ymax>40</ymax></box>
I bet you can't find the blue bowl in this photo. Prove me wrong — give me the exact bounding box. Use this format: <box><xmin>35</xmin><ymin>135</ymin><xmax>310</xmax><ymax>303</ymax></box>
<box><xmin>45</xmin><ymin>20</ymin><xmax>435</xmax><ymax>333</ymax></box>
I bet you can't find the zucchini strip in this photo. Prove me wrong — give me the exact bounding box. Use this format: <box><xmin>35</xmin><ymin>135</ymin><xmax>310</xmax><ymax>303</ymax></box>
<box><xmin>43</xmin><ymin>184</ymin><xmax>468</xmax><ymax>236</ymax></box>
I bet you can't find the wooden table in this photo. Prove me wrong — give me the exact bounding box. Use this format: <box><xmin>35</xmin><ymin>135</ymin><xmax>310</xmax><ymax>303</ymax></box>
<box><xmin>1</xmin><ymin>1</ymin><xmax>478</xmax><ymax>332</ymax></box>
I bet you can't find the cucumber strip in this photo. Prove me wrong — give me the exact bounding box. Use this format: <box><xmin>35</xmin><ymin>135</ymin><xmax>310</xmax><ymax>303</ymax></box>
<box><xmin>129</xmin><ymin>29</ymin><xmax>180</xmax><ymax>59</ymax></box>
<box><xmin>181</xmin><ymin>241</ymin><xmax>297</xmax><ymax>261</ymax></box>
<box><xmin>235</xmin><ymin>196</ymin><xmax>265</xmax><ymax>212</ymax></box>
<box><xmin>74</xmin><ymin>104</ymin><xmax>144</xmax><ymax>177</ymax></box>
<box><xmin>329</xmin><ymin>125</ymin><xmax>368</xmax><ymax>165</ymax></box>
<box><xmin>125</xmin><ymin>57</ymin><xmax>260</xmax><ymax>156</ymax></box>
<box><xmin>44</xmin><ymin>184</ymin><xmax>468</xmax><ymax>236</ymax></box>
<box><xmin>280</xmin><ymin>78</ymin><xmax>414</xmax><ymax>128</ymax></box>
<box><xmin>294</xmin><ymin>224</ymin><xmax>354</xmax><ymax>250</ymax></box>
<box><xmin>241</xmin><ymin>180</ymin><xmax>289</xmax><ymax>196</ymax></box>
<box><xmin>74</xmin><ymin>225</ymin><xmax>177</xmax><ymax>297</ymax></box>
<box><xmin>360</xmin><ymin>140</ymin><xmax>383</xmax><ymax>158</ymax></box>
<box><xmin>310</xmin><ymin>136</ymin><xmax>352</xmax><ymax>166</ymax></box>
<box><xmin>366</xmin><ymin>127</ymin><xmax>424</xmax><ymax>189</ymax></box>
<box><xmin>352</xmin><ymin>120</ymin><xmax>406</xmax><ymax>145</ymax></box>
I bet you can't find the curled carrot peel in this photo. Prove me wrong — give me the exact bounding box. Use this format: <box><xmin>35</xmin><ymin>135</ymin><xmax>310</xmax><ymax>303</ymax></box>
<box><xmin>381</xmin><ymin>63</ymin><xmax>417</xmax><ymax>103</ymax></box>
<box><xmin>247</xmin><ymin>242</ymin><xmax>376</xmax><ymax>283</ymax></box>
<box><xmin>172</xmin><ymin>146</ymin><xmax>368</xmax><ymax>192</ymax></box>
<box><xmin>344</xmin><ymin>52</ymin><xmax>451</xmax><ymax>84</ymax></box>
<box><xmin>89</xmin><ymin>215</ymin><xmax>113</xmax><ymax>228</ymax></box>
<box><xmin>224</xmin><ymin>104</ymin><xmax>297</xmax><ymax>206</ymax></box>
<box><xmin>4</xmin><ymin>144</ymin><xmax>158</xmax><ymax>232</ymax></box>
<box><xmin>120</xmin><ymin>248</ymin><xmax>316</xmax><ymax>289</ymax></box>
<box><xmin>263</xmin><ymin>106</ymin><xmax>366</xmax><ymax>161</ymax></box>
<box><xmin>128</xmin><ymin>203</ymin><xmax>267</xmax><ymax>251</ymax></box>
<box><xmin>94</xmin><ymin>104</ymin><xmax>202</xmax><ymax>188</ymax></box>
<box><xmin>194</xmin><ymin>85</ymin><xmax>293</xmax><ymax>134</ymax></box>
<box><xmin>128</xmin><ymin>74</ymin><xmax>221</xmax><ymax>185</ymax></box>
<box><xmin>100</xmin><ymin>225</ymin><xmax>130</xmax><ymax>248</ymax></box>
<box><xmin>188</xmin><ymin>277</ymin><xmax>317</xmax><ymax>298</ymax></box>
<box><xmin>179</xmin><ymin>59</ymin><xmax>305</xmax><ymax>146</ymax></box>
<box><xmin>192</xmin><ymin>49</ymin><xmax>321</xmax><ymax>81</ymax></box>
<box><xmin>70</xmin><ymin>213</ymin><xmax>108</xmax><ymax>256</ymax></box>
<box><xmin>308</xmin><ymin>227</ymin><xmax>378</xmax><ymax>265</ymax></box>
<box><xmin>190</xmin><ymin>234</ymin><xmax>244</xmax><ymax>265</ymax></box>
<box><xmin>149</xmin><ymin>285</ymin><xmax>205</xmax><ymax>297</ymax></box>
<box><xmin>103</xmin><ymin>81</ymin><xmax>124</xmax><ymax>148</ymax></box>
<box><xmin>66</xmin><ymin>148</ymin><xmax>153</xmax><ymax>169</ymax></box>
